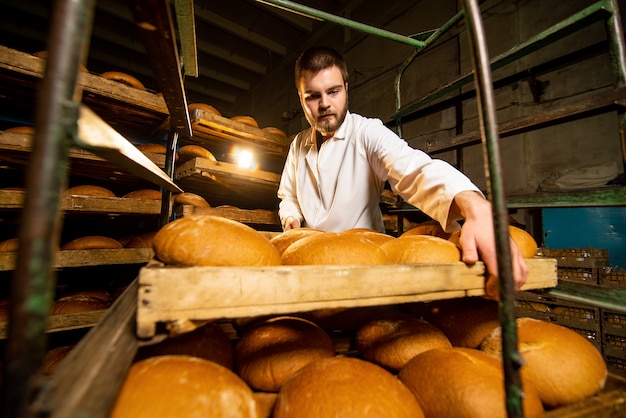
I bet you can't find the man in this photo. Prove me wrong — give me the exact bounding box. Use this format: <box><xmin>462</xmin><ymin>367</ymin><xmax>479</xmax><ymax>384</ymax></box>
<box><xmin>277</xmin><ymin>46</ymin><xmax>527</xmax><ymax>293</ymax></box>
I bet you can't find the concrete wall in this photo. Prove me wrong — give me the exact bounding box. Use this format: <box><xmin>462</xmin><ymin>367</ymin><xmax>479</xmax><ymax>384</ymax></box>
<box><xmin>243</xmin><ymin>0</ymin><xmax>625</xmax><ymax>201</ymax></box>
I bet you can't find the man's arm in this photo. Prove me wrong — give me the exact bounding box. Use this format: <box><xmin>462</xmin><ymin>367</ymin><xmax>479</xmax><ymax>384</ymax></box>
<box><xmin>450</xmin><ymin>190</ymin><xmax>528</xmax><ymax>299</ymax></box>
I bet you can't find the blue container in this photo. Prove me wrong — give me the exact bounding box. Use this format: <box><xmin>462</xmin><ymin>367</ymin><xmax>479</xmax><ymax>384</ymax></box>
<box><xmin>542</xmin><ymin>207</ymin><xmax>626</xmax><ymax>269</ymax></box>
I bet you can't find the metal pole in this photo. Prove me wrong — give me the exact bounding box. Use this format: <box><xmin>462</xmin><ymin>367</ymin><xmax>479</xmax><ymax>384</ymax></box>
<box><xmin>1</xmin><ymin>0</ymin><xmax>96</xmax><ymax>416</ymax></box>
<box><xmin>254</xmin><ymin>0</ymin><xmax>425</xmax><ymax>49</ymax></box>
<box><xmin>461</xmin><ymin>0</ymin><xmax>524</xmax><ymax>417</ymax></box>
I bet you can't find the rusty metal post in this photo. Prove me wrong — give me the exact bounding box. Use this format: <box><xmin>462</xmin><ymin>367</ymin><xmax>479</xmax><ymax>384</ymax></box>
<box><xmin>1</xmin><ymin>0</ymin><xmax>96</xmax><ymax>416</ymax></box>
<box><xmin>461</xmin><ymin>0</ymin><xmax>524</xmax><ymax>417</ymax></box>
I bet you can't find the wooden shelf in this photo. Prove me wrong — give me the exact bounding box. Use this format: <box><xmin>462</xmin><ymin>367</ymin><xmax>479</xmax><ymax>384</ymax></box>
<box><xmin>0</xmin><ymin>310</ymin><xmax>106</xmax><ymax>340</ymax></box>
<box><xmin>174</xmin><ymin>205</ymin><xmax>280</xmax><ymax>226</ymax></box>
<box><xmin>0</xmin><ymin>248</ymin><xmax>154</xmax><ymax>271</ymax></box>
<box><xmin>0</xmin><ymin>46</ymin><xmax>169</xmax><ymax>135</ymax></box>
<box><xmin>175</xmin><ymin>156</ymin><xmax>281</xmax><ymax>210</ymax></box>
<box><xmin>136</xmin><ymin>257</ymin><xmax>557</xmax><ymax>338</ymax></box>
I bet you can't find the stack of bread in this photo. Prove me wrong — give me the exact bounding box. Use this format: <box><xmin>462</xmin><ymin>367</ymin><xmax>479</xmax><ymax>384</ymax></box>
<box><xmin>130</xmin><ymin>216</ymin><xmax>607</xmax><ymax>416</ymax></box>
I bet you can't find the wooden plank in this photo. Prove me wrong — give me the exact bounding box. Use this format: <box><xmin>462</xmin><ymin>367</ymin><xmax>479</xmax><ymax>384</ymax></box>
<box><xmin>0</xmin><ymin>189</ymin><xmax>162</xmax><ymax>214</ymax></box>
<box><xmin>507</xmin><ymin>186</ymin><xmax>626</xmax><ymax>208</ymax></box>
<box><xmin>175</xmin><ymin>205</ymin><xmax>280</xmax><ymax>225</ymax></box>
<box><xmin>0</xmin><ymin>249</ymin><xmax>153</xmax><ymax>271</ymax></box>
<box><xmin>136</xmin><ymin>257</ymin><xmax>557</xmax><ymax>338</ymax></box>
<box><xmin>0</xmin><ymin>311</ymin><xmax>107</xmax><ymax>339</ymax></box>
<box><xmin>34</xmin><ymin>279</ymin><xmax>141</xmax><ymax>418</ymax></box>
<box><xmin>0</xmin><ymin>45</ymin><xmax>169</xmax><ymax>134</ymax></box>
<box><xmin>188</xmin><ymin>108</ymin><xmax>290</xmax><ymax>156</ymax></box>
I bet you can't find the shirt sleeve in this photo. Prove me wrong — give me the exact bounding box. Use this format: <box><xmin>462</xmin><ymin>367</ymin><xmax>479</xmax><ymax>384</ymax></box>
<box><xmin>277</xmin><ymin>134</ymin><xmax>304</xmax><ymax>227</ymax></box>
<box><xmin>363</xmin><ymin>121</ymin><xmax>482</xmax><ymax>232</ymax></box>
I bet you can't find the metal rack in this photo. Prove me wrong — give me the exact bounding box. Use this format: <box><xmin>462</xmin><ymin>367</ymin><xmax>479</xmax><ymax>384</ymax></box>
<box><xmin>1</xmin><ymin>1</ymin><xmax>624</xmax><ymax>417</ymax></box>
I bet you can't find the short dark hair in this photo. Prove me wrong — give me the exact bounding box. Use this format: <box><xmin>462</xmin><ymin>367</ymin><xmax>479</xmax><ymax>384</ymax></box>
<box><xmin>295</xmin><ymin>46</ymin><xmax>349</xmax><ymax>88</ymax></box>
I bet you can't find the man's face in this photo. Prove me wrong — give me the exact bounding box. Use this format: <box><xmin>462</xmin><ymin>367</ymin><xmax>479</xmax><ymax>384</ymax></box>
<box><xmin>297</xmin><ymin>65</ymin><xmax>348</xmax><ymax>138</ymax></box>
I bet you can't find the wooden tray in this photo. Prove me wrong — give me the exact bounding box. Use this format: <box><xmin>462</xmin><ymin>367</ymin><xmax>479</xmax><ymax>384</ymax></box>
<box><xmin>174</xmin><ymin>205</ymin><xmax>280</xmax><ymax>226</ymax></box>
<box><xmin>136</xmin><ymin>257</ymin><xmax>558</xmax><ymax>338</ymax></box>
<box><xmin>187</xmin><ymin>108</ymin><xmax>290</xmax><ymax>157</ymax></box>
<box><xmin>0</xmin><ymin>248</ymin><xmax>154</xmax><ymax>271</ymax></box>
<box><xmin>175</xmin><ymin>156</ymin><xmax>281</xmax><ymax>209</ymax></box>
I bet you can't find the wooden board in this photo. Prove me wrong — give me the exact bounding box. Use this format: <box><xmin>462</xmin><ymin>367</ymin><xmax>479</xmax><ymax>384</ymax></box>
<box><xmin>174</xmin><ymin>205</ymin><xmax>280</xmax><ymax>226</ymax></box>
<box><xmin>188</xmin><ymin>108</ymin><xmax>290</xmax><ymax>156</ymax></box>
<box><xmin>0</xmin><ymin>310</ymin><xmax>106</xmax><ymax>339</ymax></box>
<box><xmin>175</xmin><ymin>156</ymin><xmax>281</xmax><ymax>209</ymax></box>
<box><xmin>0</xmin><ymin>45</ymin><xmax>169</xmax><ymax>135</ymax></box>
<box><xmin>0</xmin><ymin>248</ymin><xmax>154</xmax><ymax>271</ymax></box>
<box><xmin>136</xmin><ymin>257</ymin><xmax>557</xmax><ymax>338</ymax></box>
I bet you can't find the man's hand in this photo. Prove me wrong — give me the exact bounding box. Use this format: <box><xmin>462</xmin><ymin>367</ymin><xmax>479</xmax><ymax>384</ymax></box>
<box><xmin>282</xmin><ymin>216</ymin><xmax>301</xmax><ymax>231</ymax></box>
<box><xmin>451</xmin><ymin>191</ymin><xmax>528</xmax><ymax>300</ymax></box>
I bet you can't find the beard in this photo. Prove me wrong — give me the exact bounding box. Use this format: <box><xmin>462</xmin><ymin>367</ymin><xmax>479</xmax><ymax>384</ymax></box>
<box><xmin>305</xmin><ymin>98</ymin><xmax>348</xmax><ymax>138</ymax></box>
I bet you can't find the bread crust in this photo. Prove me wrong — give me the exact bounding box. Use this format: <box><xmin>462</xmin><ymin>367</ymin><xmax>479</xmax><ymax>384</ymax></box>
<box><xmin>100</xmin><ymin>71</ymin><xmax>146</xmax><ymax>91</ymax></box>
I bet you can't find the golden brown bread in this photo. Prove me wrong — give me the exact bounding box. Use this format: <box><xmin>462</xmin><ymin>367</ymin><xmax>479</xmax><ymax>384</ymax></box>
<box><xmin>273</xmin><ymin>356</ymin><xmax>425</xmax><ymax>418</ymax></box>
<box><xmin>235</xmin><ymin>316</ymin><xmax>335</xmax><ymax>392</ymax></box>
<box><xmin>60</xmin><ymin>236</ymin><xmax>122</xmax><ymax>251</ymax></box>
<box><xmin>43</xmin><ymin>345</ymin><xmax>74</xmax><ymax>375</ymax></box>
<box><xmin>380</xmin><ymin>235</ymin><xmax>460</xmax><ymax>264</ymax></box>
<box><xmin>136</xmin><ymin>143</ymin><xmax>167</xmax><ymax>154</ymax></box>
<box><xmin>135</xmin><ymin>322</ymin><xmax>234</xmax><ymax>370</ymax></box>
<box><xmin>178</xmin><ymin>144</ymin><xmax>217</xmax><ymax>161</ymax></box>
<box><xmin>110</xmin><ymin>355</ymin><xmax>258</xmax><ymax>418</ymax></box>
<box><xmin>509</xmin><ymin>225</ymin><xmax>538</xmax><ymax>258</ymax></box>
<box><xmin>100</xmin><ymin>71</ymin><xmax>146</xmax><ymax>91</ymax></box>
<box><xmin>340</xmin><ymin>228</ymin><xmax>395</xmax><ymax>246</ymax></box>
<box><xmin>63</xmin><ymin>185</ymin><xmax>116</xmax><ymax>197</ymax></box>
<box><xmin>398</xmin><ymin>347</ymin><xmax>544</xmax><ymax>418</ymax></box>
<box><xmin>281</xmin><ymin>232</ymin><xmax>389</xmax><ymax>265</ymax></box>
<box><xmin>269</xmin><ymin>227</ymin><xmax>324</xmax><ymax>255</ymax></box>
<box><xmin>187</xmin><ymin>102</ymin><xmax>221</xmax><ymax>117</ymax></box>
<box><xmin>123</xmin><ymin>232</ymin><xmax>157</xmax><ymax>249</ymax></box>
<box><xmin>153</xmin><ymin>215</ymin><xmax>281</xmax><ymax>266</ymax></box>
<box><xmin>0</xmin><ymin>238</ymin><xmax>19</xmax><ymax>253</ymax></box>
<box><xmin>122</xmin><ymin>189</ymin><xmax>162</xmax><ymax>200</ymax></box>
<box><xmin>481</xmin><ymin>317</ymin><xmax>607</xmax><ymax>408</ymax></box>
<box><xmin>262</xmin><ymin>126</ymin><xmax>287</xmax><ymax>138</ymax></box>
<box><xmin>231</xmin><ymin>115</ymin><xmax>259</xmax><ymax>128</ymax></box>
<box><xmin>174</xmin><ymin>192</ymin><xmax>211</xmax><ymax>208</ymax></box>
<box><xmin>422</xmin><ymin>297</ymin><xmax>501</xmax><ymax>348</ymax></box>
<box><xmin>50</xmin><ymin>295</ymin><xmax>111</xmax><ymax>315</ymax></box>
<box><xmin>400</xmin><ymin>220</ymin><xmax>451</xmax><ymax>239</ymax></box>
<box><xmin>4</xmin><ymin>126</ymin><xmax>35</xmax><ymax>134</ymax></box>
<box><xmin>355</xmin><ymin>317</ymin><xmax>451</xmax><ymax>371</ymax></box>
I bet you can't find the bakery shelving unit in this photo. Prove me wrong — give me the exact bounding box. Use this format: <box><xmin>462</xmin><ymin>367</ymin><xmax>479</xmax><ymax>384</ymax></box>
<box><xmin>1</xmin><ymin>2</ymin><xmax>622</xmax><ymax>418</ymax></box>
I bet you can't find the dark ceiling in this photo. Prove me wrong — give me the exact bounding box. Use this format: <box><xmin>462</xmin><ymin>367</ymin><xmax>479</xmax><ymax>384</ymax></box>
<box><xmin>0</xmin><ymin>0</ymin><xmax>420</xmax><ymax>118</ymax></box>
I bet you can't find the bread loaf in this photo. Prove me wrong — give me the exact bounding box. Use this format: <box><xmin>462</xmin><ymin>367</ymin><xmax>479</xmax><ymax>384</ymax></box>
<box><xmin>480</xmin><ymin>317</ymin><xmax>607</xmax><ymax>407</ymax></box>
<box><xmin>123</xmin><ymin>232</ymin><xmax>157</xmax><ymax>249</ymax></box>
<box><xmin>400</xmin><ymin>220</ymin><xmax>451</xmax><ymax>239</ymax></box>
<box><xmin>231</xmin><ymin>115</ymin><xmax>259</xmax><ymax>128</ymax></box>
<box><xmin>380</xmin><ymin>235</ymin><xmax>460</xmax><ymax>264</ymax></box>
<box><xmin>398</xmin><ymin>347</ymin><xmax>544</xmax><ymax>418</ymax></box>
<box><xmin>110</xmin><ymin>355</ymin><xmax>258</xmax><ymax>418</ymax></box>
<box><xmin>43</xmin><ymin>345</ymin><xmax>74</xmax><ymax>375</ymax></box>
<box><xmin>273</xmin><ymin>356</ymin><xmax>425</xmax><ymax>418</ymax></box>
<box><xmin>122</xmin><ymin>189</ymin><xmax>162</xmax><ymax>200</ymax></box>
<box><xmin>422</xmin><ymin>297</ymin><xmax>501</xmax><ymax>348</ymax></box>
<box><xmin>60</xmin><ymin>236</ymin><xmax>122</xmax><ymax>250</ymax></box>
<box><xmin>340</xmin><ymin>228</ymin><xmax>395</xmax><ymax>246</ymax></box>
<box><xmin>187</xmin><ymin>103</ymin><xmax>221</xmax><ymax>117</ymax></box>
<box><xmin>136</xmin><ymin>143</ymin><xmax>167</xmax><ymax>154</ymax></box>
<box><xmin>174</xmin><ymin>192</ymin><xmax>211</xmax><ymax>208</ymax></box>
<box><xmin>281</xmin><ymin>232</ymin><xmax>389</xmax><ymax>265</ymax></box>
<box><xmin>153</xmin><ymin>215</ymin><xmax>281</xmax><ymax>266</ymax></box>
<box><xmin>509</xmin><ymin>225</ymin><xmax>538</xmax><ymax>258</ymax></box>
<box><xmin>269</xmin><ymin>227</ymin><xmax>324</xmax><ymax>255</ymax></box>
<box><xmin>178</xmin><ymin>144</ymin><xmax>217</xmax><ymax>161</ymax></box>
<box><xmin>135</xmin><ymin>322</ymin><xmax>234</xmax><ymax>370</ymax></box>
<box><xmin>63</xmin><ymin>185</ymin><xmax>116</xmax><ymax>197</ymax></box>
<box><xmin>100</xmin><ymin>71</ymin><xmax>146</xmax><ymax>91</ymax></box>
<box><xmin>262</xmin><ymin>127</ymin><xmax>287</xmax><ymax>139</ymax></box>
<box><xmin>0</xmin><ymin>238</ymin><xmax>19</xmax><ymax>253</ymax></box>
<box><xmin>235</xmin><ymin>316</ymin><xmax>335</xmax><ymax>392</ymax></box>
<box><xmin>51</xmin><ymin>295</ymin><xmax>111</xmax><ymax>315</ymax></box>
<box><xmin>356</xmin><ymin>317</ymin><xmax>451</xmax><ymax>371</ymax></box>
<box><xmin>4</xmin><ymin>126</ymin><xmax>35</xmax><ymax>134</ymax></box>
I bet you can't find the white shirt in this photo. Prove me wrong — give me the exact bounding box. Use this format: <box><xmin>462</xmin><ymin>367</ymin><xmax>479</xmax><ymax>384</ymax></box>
<box><xmin>278</xmin><ymin>111</ymin><xmax>481</xmax><ymax>233</ymax></box>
